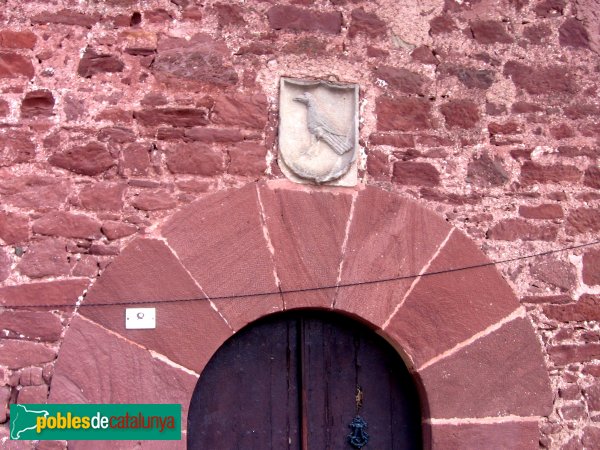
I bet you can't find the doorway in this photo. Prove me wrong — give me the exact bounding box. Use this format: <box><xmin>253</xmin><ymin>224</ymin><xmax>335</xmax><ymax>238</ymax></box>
<box><xmin>188</xmin><ymin>310</ymin><xmax>423</xmax><ymax>449</ymax></box>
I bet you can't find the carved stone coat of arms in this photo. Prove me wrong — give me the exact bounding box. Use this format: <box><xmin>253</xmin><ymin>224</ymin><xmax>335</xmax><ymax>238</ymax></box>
<box><xmin>278</xmin><ymin>78</ymin><xmax>359</xmax><ymax>186</ymax></box>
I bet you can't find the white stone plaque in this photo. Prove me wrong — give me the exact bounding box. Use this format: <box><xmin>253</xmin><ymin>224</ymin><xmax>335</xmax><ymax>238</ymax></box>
<box><xmin>278</xmin><ymin>78</ymin><xmax>359</xmax><ymax>186</ymax></box>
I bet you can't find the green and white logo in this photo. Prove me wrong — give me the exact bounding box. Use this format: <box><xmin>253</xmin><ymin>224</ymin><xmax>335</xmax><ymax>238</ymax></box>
<box><xmin>10</xmin><ymin>404</ymin><xmax>181</xmax><ymax>441</ymax></box>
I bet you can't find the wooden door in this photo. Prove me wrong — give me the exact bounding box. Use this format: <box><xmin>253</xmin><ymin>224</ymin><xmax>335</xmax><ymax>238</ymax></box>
<box><xmin>188</xmin><ymin>311</ymin><xmax>422</xmax><ymax>450</ymax></box>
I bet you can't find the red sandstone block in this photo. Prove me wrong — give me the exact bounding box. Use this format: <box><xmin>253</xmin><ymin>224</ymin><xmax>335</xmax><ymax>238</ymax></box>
<box><xmin>134</xmin><ymin>108</ymin><xmax>209</xmax><ymax>127</ymax></box>
<box><xmin>549</xmin><ymin>343</ymin><xmax>600</xmax><ymax>366</ymax></box>
<box><xmin>0</xmin><ymin>99</ymin><xmax>8</xmax><ymax>117</ymax></box>
<box><xmin>165</xmin><ymin>142</ymin><xmax>225</xmax><ymax>176</ymax></box>
<box><xmin>470</xmin><ymin>20</ymin><xmax>514</xmax><ymax>44</ymax></box>
<box><xmin>441</xmin><ymin>99</ymin><xmax>480</xmax><ymax>129</ymax></box>
<box><xmin>212</xmin><ymin>93</ymin><xmax>268</xmax><ymax>129</ymax></box>
<box><xmin>466</xmin><ymin>153</ymin><xmax>509</xmax><ymax>187</ymax></box>
<box><xmin>49</xmin><ymin>316</ymin><xmax>199</xmax><ymax>408</ymax></box>
<box><xmin>227</xmin><ymin>142</ymin><xmax>267</xmax><ymax>177</ymax></box>
<box><xmin>583</xmin><ymin>250</ymin><xmax>600</xmax><ymax>286</ymax></box>
<box><xmin>366</xmin><ymin>149</ymin><xmax>389</xmax><ymax>180</ymax></box>
<box><xmin>213</xmin><ymin>2</ymin><xmax>245</xmax><ymax>27</ymax></box>
<box><xmin>132</xmin><ymin>190</ymin><xmax>177</xmax><ymax>211</ymax></box>
<box><xmin>487</xmin><ymin>218</ymin><xmax>558</xmax><ymax>241</ymax></box>
<box><xmin>392</xmin><ymin>161</ymin><xmax>440</xmax><ymax>186</ymax></box>
<box><xmin>0</xmin><ymin>129</ymin><xmax>35</xmax><ymax>166</ymax></box>
<box><xmin>0</xmin><ymin>280</ymin><xmax>87</xmax><ymax>309</ymax></box>
<box><xmin>0</xmin><ymin>340</ymin><xmax>56</xmax><ymax>369</ymax></box>
<box><xmin>17</xmin><ymin>239</ymin><xmax>70</xmax><ymax>279</ymax></box>
<box><xmin>0</xmin><ymin>51</ymin><xmax>34</xmax><ymax>78</ymax></box>
<box><xmin>97</xmin><ymin>126</ymin><xmax>136</xmax><ymax>144</ymax></box>
<box><xmin>376</xmin><ymin>97</ymin><xmax>432</xmax><ymax>131</ymax></box>
<box><xmin>559</xmin><ymin>17</ymin><xmax>590</xmax><ymax>49</ymax></box>
<box><xmin>185</xmin><ymin>127</ymin><xmax>243</xmax><ymax>143</ymax></box>
<box><xmin>336</xmin><ymin>187</ymin><xmax>451</xmax><ymax>325</ymax></box>
<box><xmin>32</xmin><ymin>10</ymin><xmax>100</xmax><ymax>28</ymax></box>
<box><xmin>101</xmin><ymin>221</ymin><xmax>137</xmax><ymax>240</ymax></box>
<box><xmin>49</xmin><ymin>142</ymin><xmax>115</xmax><ymax>176</ymax></box>
<box><xmin>535</xmin><ymin>0</ymin><xmax>566</xmax><ymax>18</ymax></box>
<box><xmin>411</xmin><ymin>45</ymin><xmax>438</xmax><ymax>65</ymax></box>
<box><xmin>385</xmin><ymin>230</ymin><xmax>519</xmax><ymax>367</ymax></box>
<box><xmin>267</xmin><ymin>5</ymin><xmax>342</xmax><ymax>34</ymax></box>
<box><xmin>78</xmin><ymin>182</ymin><xmax>126</xmax><ymax>211</ymax></box>
<box><xmin>430</xmin><ymin>422</ymin><xmax>539</xmax><ymax>449</ymax></box>
<box><xmin>429</xmin><ymin>15</ymin><xmax>457</xmax><ymax>35</ymax></box>
<box><xmin>0</xmin><ymin>310</ymin><xmax>62</xmax><ymax>341</ymax></box>
<box><xmin>567</xmin><ymin>208</ymin><xmax>600</xmax><ymax>234</ymax></box>
<box><xmin>0</xmin><ymin>30</ymin><xmax>36</xmax><ymax>49</ymax></box>
<box><xmin>373</xmin><ymin>66</ymin><xmax>426</xmax><ymax>95</ymax></box>
<box><xmin>77</xmin><ymin>47</ymin><xmax>124</xmax><ymax>78</ymax></box>
<box><xmin>20</xmin><ymin>89</ymin><xmax>54</xmax><ymax>119</ymax></box>
<box><xmin>20</xmin><ymin>367</ymin><xmax>44</xmax><ymax>386</ymax></box>
<box><xmin>520</xmin><ymin>161</ymin><xmax>581</xmax><ymax>185</ymax></box>
<box><xmin>348</xmin><ymin>8</ymin><xmax>386</xmax><ymax>38</ymax></box>
<box><xmin>32</xmin><ymin>212</ymin><xmax>102</xmax><ymax>239</ymax></box>
<box><xmin>369</xmin><ymin>133</ymin><xmax>415</xmax><ymax>148</ymax></box>
<box><xmin>122</xmin><ymin>142</ymin><xmax>151</xmax><ymax>176</ymax></box>
<box><xmin>504</xmin><ymin>61</ymin><xmax>578</xmax><ymax>95</ymax></box>
<box><xmin>18</xmin><ymin>385</ymin><xmax>48</xmax><ymax>404</ymax></box>
<box><xmin>584</xmin><ymin>166</ymin><xmax>600</xmax><ymax>189</ymax></box>
<box><xmin>518</xmin><ymin>204</ymin><xmax>564</xmax><ymax>219</ymax></box>
<box><xmin>544</xmin><ymin>294</ymin><xmax>600</xmax><ymax>322</ymax></box>
<box><xmin>420</xmin><ymin>318</ymin><xmax>553</xmax><ymax>418</ymax></box>
<box><xmin>0</xmin><ymin>249</ymin><xmax>8</xmax><ymax>282</ymax></box>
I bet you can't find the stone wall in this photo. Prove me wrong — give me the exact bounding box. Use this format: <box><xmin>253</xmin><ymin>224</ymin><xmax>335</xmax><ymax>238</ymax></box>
<box><xmin>0</xmin><ymin>0</ymin><xmax>598</xmax><ymax>448</ymax></box>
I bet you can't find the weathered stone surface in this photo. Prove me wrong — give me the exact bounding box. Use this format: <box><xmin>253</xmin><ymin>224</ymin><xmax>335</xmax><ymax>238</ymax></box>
<box><xmin>80</xmin><ymin>239</ymin><xmax>231</xmax><ymax>371</ymax></box>
<box><xmin>466</xmin><ymin>153</ymin><xmax>509</xmax><ymax>187</ymax></box>
<box><xmin>567</xmin><ymin>208</ymin><xmax>600</xmax><ymax>234</ymax></box>
<box><xmin>348</xmin><ymin>8</ymin><xmax>387</xmax><ymax>38</ymax></box>
<box><xmin>122</xmin><ymin>142</ymin><xmax>151</xmax><ymax>176</ymax></box>
<box><xmin>72</xmin><ymin>255</ymin><xmax>98</xmax><ymax>277</ymax></box>
<box><xmin>0</xmin><ymin>173</ymin><xmax>70</xmax><ymax>211</ymax></box>
<box><xmin>366</xmin><ymin>149</ymin><xmax>389</xmax><ymax>179</ymax></box>
<box><xmin>267</xmin><ymin>5</ymin><xmax>342</xmax><ymax>34</ymax></box>
<box><xmin>20</xmin><ymin>90</ymin><xmax>54</xmax><ymax>119</ymax></box>
<box><xmin>0</xmin><ymin>99</ymin><xmax>8</xmax><ymax>117</ymax></box>
<box><xmin>121</xmin><ymin>30</ymin><xmax>157</xmax><ymax>56</ymax></box>
<box><xmin>0</xmin><ymin>129</ymin><xmax>35</xmax><ymax>166</ymax></box>
<box><xmin>575</xmin><ymin>0</ymin><xmax>600</xmax><ymax>54</ymax></box>
<box><xmin>373</xmin><ymin>66</ymin><xmax>426</xmax><ymax>95</ymax></box>
<box><xmin>430</xmin><ymin>422</ymin><xmax>539</xmax><ymax>449</ymax></box>
<box><xmin>0</xmin><ymin>30</ymin><xmax>36</xmax><ymax>49</ymax></box>
<box><xmin>49</xmin><ymin>142</ymin><xmax>115</xmax><ymax>176</ymax></box>
<box><xmin>259</xmin><ymin>185</ymin><xmax>351</xmax><ymax>309</ymax></box>
<box><xmin>185</xmin><ymin>128</ymin><xmax>243</xmax><ymax>143</ymax></box>
<box><xmin>430</xmin><ymin>14</ymin><xmax>457</xmax><ymax>35</ymax></box>
<box><xmin>281</xmin><ymin>37</ymin><xmax>327</xmax><ymax>56</ymax></box>
<box><xmin>442</xmin><ymin>65</ymin><xmax>495</xmax><ymax>90</ymax></box>
<box><xmin>153</xmin><ymin>34</ymin><xmax>238</xmax><ymax>86</ymax></box>
<box><xmin>549</xmin><ymin>343</ymin><xmax>600</xmax><ymax>366</ymax></box>
<box><xmin>584</xmin><ymin>165</ymin><xmax>600</xmax><ymax>188</ymax></box>
<box><xmin>228</xmin><ymin>142</ymin><xmax>267</xmax><ymax>177</ymax></box>
<box><xmin>420</xmin><ymin>318</ymin><xmax>553</xmax><ymax>418</ymax></box>
<box><xmin>523</xmin><ymin>23</ymin><xmax>553</xmax><ymax>44</ymax></box>
<box><xmin>441</xmin><ymin>99</ymin><xmax>480</xmax><ymax>129</ymax></box>
<box><xmin>20</xmin><ymin>367</ymin><xmax>44</xmax><ymax>386</ymax></box>
<box><xmin>101</xmin><ymin>221</ymin><xmax>137</xmax><ymax>240</ymax></box>
<box><xmin>582</xmin><ymin>426</ymin><xmax>600</xmax><ymax>447</ymax></box>
<box><xmin>559</xmin><ymin>17</ymin><xmax>590</xmax><ymax>48</ymax></box>
<box><xmin>97</xmin><ymin>126</ymin><xmax>135</xmax><ymax>144</ymax></box>
<box><xmin>583</xmin><ymin>249</ymin><xmax>600</xmax><ymax>285</ymax></box>
<box><xmin>386</xmin><ymin>230</ymin><xmax>519</xmax><ymax>367</ymax></box>
<box><xmin>520</xmin><ymin>161</ymin><xmax>581</xmax><ymax>185</ymax></box>
<box><xmin>487</xmin><ymin>219</ymin><xmax>558</xmax><ymax>241</ymax></box>
<box><xmin>32</xmin><ymin>10</ymin><xmax>100</xmax><ymax>27</ymax></box>
<box><xmin>0</xmin><ymin>280</ymin><xmax>87</xmax><ymax>308</ymax></box>
<box><xmin>50</xmin><ymin>316</ymin><xmax>198</xmax><ymax>426</ymax></box>
<box><xmin>0</xmin><ymin>248</ymin><xmax>9</xmax><ymax>282</ymax></box>
<box><xmin>376</xmin><ymin>97</ymin><xmax>432</xmax><ymax>131</ymax></box>
<box><xmin>544</xmin><ymin>294</ymin><xmax>600</xmax><ymax>322</ymax></box>
<box><xmin>504</xmin><ymin>61</ymin><xmax>578</xmax><ymax>95</ymax></box>
<box><xmin>17</xmin><ymin>239</ymin><xmax>70</xmax><ymax>279</ymax></box>
<box><xmin>212</xmin><ymin>94</ymin><xmax>268</xmax><ymax>129</ymax></box>
<box><xmin>470</xmin><ymin>20</ymin><xmax>514</xmax><ymax>44</ymax></box>
<box><xmin>134</xmin><ymin>108</ymin><xmax>209</xmax><ymax>127</ymax></box>
<box><xmin>519</xmin><ymin>204</ymin><xmax>563</xmax><ymax>219</ymax></box>
<box><xmin>535</xmin><ymin>0</ymin><xmax>566</xmax><ymax>17</ymax></box>
<box><xmin>78</xmin><ymin>182</ymin><xmax>126</xmax><ymax>211</ymax></box>
<box><xmin>585</xmin><ymin>383</ymin><xmax>600</xmax><ymax>411</ymax></box>
<box><xmin>530</xmin><ymin>257</ymin><xmax>576</xmax><ymax>291</ymax></box>
<box><xmin>0</xmin><ymin>211</ymin><xmax>29</xmax><ymax>245</ymax></box>
<box><xmin>392</xmin><ymin>162</ymin><xmax>440</xmax><ymax>186</ymax></box>
<box><xmin>336</xmin><ymin>187</ymin><xmax>451</xmax><ymax>326</ymax></box>
<box><xmin>0</xmin><ymin>340</ymin><xmax>56</xmax><ymax>369</ymax></box>
<box><xmin>0</xmin><ymin>312</ymin><xmax>63</xmax><ymax>342</ymax></box>
<box><xmin>163</xmin><ymin>184</ymin><xmax>277</xmax><ymax>299</ymax></box>
<box><xmin>411</xmin><ymin>45</ymin><xmax>438</xmax><ymax>65</ymax></box>
<box><xmin>132</xmin><ymin>190</ymin><xmax>177</xmax><ymax>211</ymax></box>
<box><xmin>18</xmin><ymin>385</ymin><xmax>48</xmax><ymax>404</ymax></box>
<box><xmin>165</xmin><ymin>143</ymin><xmax>224</xmax><ymax>176</ymax></box>
<box><xmin>369</xmin><ymin>133</ymin><xmax>415</xmax><ymax>148</ymax></box>
<box><xmin>0</xmin><ymin>52</ymin><xmax>34</xmax><ymax>78</ymax></box>
<box><xmin>32</xmin><ymin>212</ymin><xmax>102</xmax><ymax>239</ymax></box>
<box><xmin>77</xmin><ymin>48</ymin><xmax>124</xmax><ymax>78</ymax></box>
<box><xmin>213</xmin><ymin>2</ymin><xmax>245</xmax><ymax>26</ymax></box>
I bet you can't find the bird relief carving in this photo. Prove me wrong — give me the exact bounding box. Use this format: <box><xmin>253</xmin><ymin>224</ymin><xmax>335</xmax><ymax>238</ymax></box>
<box><xmin>278</xmin><ymin>78</ymin><xmax>359</xmax><ymax>186</ymax></box>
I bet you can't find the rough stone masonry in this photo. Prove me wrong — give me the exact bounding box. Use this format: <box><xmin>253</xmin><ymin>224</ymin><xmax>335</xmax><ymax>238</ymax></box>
<box><xmin>0</xmin><ymin>0</ymin><xmax>599</xmax><ymax>448</ymax></box>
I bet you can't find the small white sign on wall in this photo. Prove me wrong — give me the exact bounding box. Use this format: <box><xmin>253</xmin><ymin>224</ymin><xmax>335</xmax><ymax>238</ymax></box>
<box><xmin>125</xmin><ymin>308</ymin><xmax>156</xmax><ymax>329</ymax></box>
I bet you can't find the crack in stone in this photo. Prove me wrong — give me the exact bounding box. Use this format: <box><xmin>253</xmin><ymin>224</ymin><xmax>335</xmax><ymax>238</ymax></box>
<box><xmin>332</xmin><ymin>190</ymin><xmax>358</xmax><ymax>308</ymax></box>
